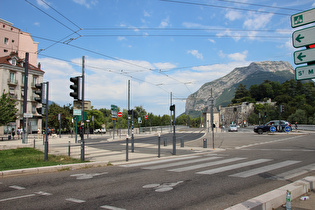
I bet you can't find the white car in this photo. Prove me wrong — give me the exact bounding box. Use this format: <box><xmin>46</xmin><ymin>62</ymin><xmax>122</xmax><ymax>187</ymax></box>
<box><xmin>228</xmin><ymin>124</ymin><xmax>238</xmax><ymax>132</ymax></box>
<box><xmin>94</xmin><ymin>128</ymin><xmax>106</xmax><ymax>134</ymax></box>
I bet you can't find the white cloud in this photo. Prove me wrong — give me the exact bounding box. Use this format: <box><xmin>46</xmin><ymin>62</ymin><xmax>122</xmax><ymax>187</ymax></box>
<box><xmin>243</xmin><ymin>12</ymin><xmax>273</xmax><ymax>30</ymax></box>
<box><xmin>217</xmin><ymin>29</ymin><xmax>241</xmax><ymax>42</ymax></box>
<box><xmin>117</xmin><ymin>36</ymin><xmax>127</xmax><ymax>41</ymax></box>
<box><xmin>225</xmin><ymin>10</ymin><xmax>242</xmax><ymax>21</ymax></box>
<box><xmin>218</xmin><ymin>50</ymin><xmax>248</xmax><ymax>62</ymax></box>
<box><xmin>160</xmin><ymin>16</ymin><xmax>170</xmax><ymax>28</ymax></box>
<box><xmin>144</xmin><ymin>10</ymin><xmax>151</xmax><ymax>17</ymax></box>
<box><xmin>208</xmin><ymin>39</ymin><xmax>215</xmax><ymax>44</ymax></box>
<box><xmin>187</xmin><ymin>50</ymin><xmax>203</xmax><ymax>60</ymax></box>
<box><xmin>72</xmin><ymin>0</ymin><xmax>98</xmax><ymax>8</ymax></box>
<box><xmin>36</xmin><ymin>0</ymin><xmax>50</xmax><ymax>9</ymax></box>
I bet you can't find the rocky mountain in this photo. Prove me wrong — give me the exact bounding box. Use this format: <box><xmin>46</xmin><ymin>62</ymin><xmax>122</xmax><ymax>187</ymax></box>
<box><xmin>185</xmin><ymin>61</ymin><xmax>295</xmax><ymax>117</ymax></box>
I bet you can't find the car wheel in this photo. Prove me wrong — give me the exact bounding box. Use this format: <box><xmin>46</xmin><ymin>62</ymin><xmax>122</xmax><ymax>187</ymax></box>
<box><xmin>258</xmin><ymin>129</ymin><xmax>263</xmax><ymax>134</ymax></box>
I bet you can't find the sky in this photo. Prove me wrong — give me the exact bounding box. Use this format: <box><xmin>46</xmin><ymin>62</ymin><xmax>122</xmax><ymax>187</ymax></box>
<box><xmin>2</xmin><ymin>0</ymin><xmax>315</xmax><ymax>116</ymax></box>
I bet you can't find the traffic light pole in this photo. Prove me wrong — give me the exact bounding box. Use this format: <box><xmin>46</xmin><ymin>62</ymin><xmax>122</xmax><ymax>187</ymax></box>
<box><xmin>22</xmin><ymin>53</ymin><xmax>29</xmax><ymax>144</ymax></box>
<box><xmin>44</xmin><ymin>82</ymin><xmax>49</xmax><ymax>161</ymax></box>
<box><xmin>81</xmin><ymin>56</ymin><xmax>85</xmax><ymax>161</ymax></box>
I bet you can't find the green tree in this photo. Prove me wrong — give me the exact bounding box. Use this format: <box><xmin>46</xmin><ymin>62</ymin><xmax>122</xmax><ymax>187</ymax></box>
<box><xmin>288</xmin><ymin>109</ymin><xmax>307</xmax><ymax>124</ymax></box>
<box><xmin>0</xmin><ymin>91</ymin><xmax>18</xmax><ymax>126</ymax></box>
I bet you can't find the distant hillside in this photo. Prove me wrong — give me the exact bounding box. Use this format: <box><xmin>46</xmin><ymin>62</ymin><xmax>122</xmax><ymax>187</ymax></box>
<box><xmin>185</xmin><ymin>61</ymin><xmax>295</xmax><ymax>117</ymax></box>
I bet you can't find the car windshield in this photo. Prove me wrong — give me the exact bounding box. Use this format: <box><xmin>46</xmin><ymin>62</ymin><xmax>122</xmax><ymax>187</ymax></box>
<box><xmin>230</xmin><ymin>124</ymin><xmax>237</xmax><ymax>127</ymax></box>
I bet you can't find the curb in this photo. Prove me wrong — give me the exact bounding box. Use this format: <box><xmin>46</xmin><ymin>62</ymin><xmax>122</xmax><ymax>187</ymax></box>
<box><xmin>225</xmin><ymin>176</ymin><xmax>315</xmax><ymax>210</ymax></box>
<box><xmin>0</xmin><ymin>161</ymin><xmax>111</xmax><ymax>178</ymax></box>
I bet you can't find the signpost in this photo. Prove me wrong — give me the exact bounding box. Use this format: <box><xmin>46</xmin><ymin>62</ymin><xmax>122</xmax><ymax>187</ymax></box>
<box><xmin>291</xmin><ymin>8</ymin><xmax>315</xmax><ymax>28</ymax></box>
<box><xmin>292</xmin><ymin>26</ymin><xmax>315</xmax><ymax>48</ymax></box>
<box><xmin>291</xmin><ymin>8</ymin><xmax>315</xmax><ymax>81</ymax></box>
<box><xmin>295</xmin><ymin>64</ymin><xmax>315</xmax><ymax>80</ymax></box>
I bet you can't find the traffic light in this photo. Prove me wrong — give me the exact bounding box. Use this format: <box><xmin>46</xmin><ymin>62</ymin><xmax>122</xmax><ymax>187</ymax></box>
<box><xmin>35</xmin><ymin>83</ymin><xmax>43</xmax><ymax>103</ymax></box>
<box><xmin>170</xmin><ymin>104</ymin><xmax>175</xmax><ymax>111</ymax></box>
<box><xmin>280</xmin><ymin>105</ymin><xmax>285</xmax><ymax>113</ymax></box>
<box><xmin>264</xmin><ymin>112</ymin><xmax>267</xmax><ymax>118</ymax></box>
<box><xmin>70</xmin><ymin>76</ymin><xmax>80</xmax><ymax>99</ymax></box>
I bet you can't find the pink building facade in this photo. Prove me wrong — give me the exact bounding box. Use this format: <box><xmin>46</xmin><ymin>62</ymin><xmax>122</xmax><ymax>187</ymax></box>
<box><xmin>0</xmin><ymin>18</ymin><xmax>38</xmax><ymax>67</ymax></box>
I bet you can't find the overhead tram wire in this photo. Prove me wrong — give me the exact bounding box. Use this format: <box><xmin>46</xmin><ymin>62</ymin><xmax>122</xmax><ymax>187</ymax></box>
<box><xmin>159</xmin><ymin>0</ymin><xmax>292</xmax><ymax>16</ymax></box>
<box><xmin>38</xmin><ymin>53</ymin><xmax>170</xmax><ymax>93</ymax></box>
<box><xmin>25</xmin><ymin>0</ymin><xmax>81</xmax><ymax>35</ymax></box>
<box><xmin>214</xmin><ymin>0</ymin><xmax>303</xmax><ymax>12</ymax></box>
<box><xmin>39</xmin><ymin>0</ymin><xmax>82</xmax><ymax>30</ymax></box>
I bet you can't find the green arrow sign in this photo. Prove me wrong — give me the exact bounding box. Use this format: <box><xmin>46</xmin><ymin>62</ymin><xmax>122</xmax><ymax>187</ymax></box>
<box><xmin>291</xmin><ymin>8</ymin><xmax>315</xmax><ymax>28</ymax></box>
<box><xmin>292</xmin><ymin>26</ymin><xmax>315</xmax><ymax>48</ymax></box>
<box><xmin>294</xmin><ymin>48</ymin><xmax>315</xmax><ymax>65</ymax></box>
<box><xmin>295</xmin><ymin>64</ymin><xmax>315</xmax><ymax>80</ymax></box>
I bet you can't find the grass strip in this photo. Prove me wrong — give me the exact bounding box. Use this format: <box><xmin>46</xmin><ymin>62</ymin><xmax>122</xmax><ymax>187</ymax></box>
<box><xmin>0</xmin><ymin>147</ymin><xmax>84</xmax><ymax>171</ymax></box>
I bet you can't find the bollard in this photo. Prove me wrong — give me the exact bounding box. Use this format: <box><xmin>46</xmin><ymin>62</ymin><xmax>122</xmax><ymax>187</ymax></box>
<box><xmin>158</xmin><ymin>134</ymin><xmax>161</xmax><ymax>158</ymax></box>
<box><xmin>33</xmin><ymin>137</ymin><xmax>35</xmax><ymax>148</ymax></box>
<box><xmin>164</xmin><ymin>138</ymin><xmax>167</xmax><ymax>146</ymax></box>
<box><xmin>126</xmin><ymin>136</ymin><xmax>129</xmax><ymax>161</ymax></box>
<box><xmin>68</xmin><ymin>141</ymin><xmax>71</xmax><ymax>156</ymax></box>
<box><xmin>203</xmin><ymin>138</ymin><xmax>207</xmax><ymax>148</ymax></box>
<box><xmin>180</xmin><ymin>138</ymin><xmax>184</xmax><ymax>147</ymax></box>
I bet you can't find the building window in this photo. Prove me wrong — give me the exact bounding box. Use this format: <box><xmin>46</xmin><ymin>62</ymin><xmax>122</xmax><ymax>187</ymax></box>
<box><xmin>10</xmin><ymin>72</ymin><xmax>15</xmax><ymax>83</ymax></box>
<box><xmin>4</xmin><ymin>37</ymin><xmax>9</xmax><ymax>45</ymax></box>
<box><xmin>32</xmin><ymin>105</ymin><xmax>36</xmax><ymax>114</ymax></box>
<box><xmin>4</xmin><ymin>49</ymin><xmax>8</xmax><ymax>52</ymax></box>
<box><xmin>9</xmin><ymin>86</ymin><xmax>15</xmax><ymax>96</ymax></box>
<box><xmin>33</xmin><ymin>76</ymin><xmax>37</xmax><ymax>85</ymax></box>
<box><xmin>22</xmin><ymin>74</ymin><xmax>25</xmax><ymax>85</ymax></box>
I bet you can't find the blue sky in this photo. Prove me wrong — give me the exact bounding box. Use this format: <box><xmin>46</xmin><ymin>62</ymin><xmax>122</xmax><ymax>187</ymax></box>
<box><xmin>2</xmin><ymin>0</ymin><xmax>315</xmax><ymax>116</ymax></box>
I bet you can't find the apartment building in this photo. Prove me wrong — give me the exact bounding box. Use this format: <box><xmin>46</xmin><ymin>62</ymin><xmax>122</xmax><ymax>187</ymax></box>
<box><xmin>0</xmin><ymin>18</ymin><xmax>38</xmax><ymax>66</ymax></box>
<box><xmin>0</xmin><ymin>18</ymin><xmax>44</xmax><ymax>135</ymax></box>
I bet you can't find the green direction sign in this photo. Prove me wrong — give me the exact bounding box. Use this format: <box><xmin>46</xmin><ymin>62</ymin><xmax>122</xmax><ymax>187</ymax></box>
<box><xmin>294</xmin><ymin>48</ymin><xmax>315</xmax><ymax>65</ymax></box>
<box><xmin>291</xmin><ymin>8</ymin><xmax>315</xmax><ymax>28</ymax></box>
<box><xmin>111</xmin><ymin>104</ymin><xmax>117</xmax><ymax>118</ymax></box>
<box><xmin>295</xmin><ymin>64</ymin><xmax>315</xmax><ymax>80</ymax></box>
<box><xmin>292</xmin><ymin>26</ymin><xmax>315</xmax><ymax>48</ymax></box>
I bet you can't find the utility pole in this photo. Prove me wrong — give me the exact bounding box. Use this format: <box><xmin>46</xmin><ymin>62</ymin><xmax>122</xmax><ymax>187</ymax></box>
<box><xmin>170</xmin><ymin>92</ymin><xmax>172</xmax><ymax>133</ymax></box>
<box><xmin>81</xmin><ymin>56</ymin><xmax>85</xmax><ymax>161</ymax></box>
<box><xmin>44</xmin><ymin>82</ymin><xmax>49</xmax><ymax>161</ymax></box>
<box><xmin>209</xmin><ymin>88</ymin><xmax>215</xmax><ymax>149</ymax></box>
<box><xmin>22</xmin><ymin>52</ymin><xmax>29</xmax><ymax>144</ymax></box>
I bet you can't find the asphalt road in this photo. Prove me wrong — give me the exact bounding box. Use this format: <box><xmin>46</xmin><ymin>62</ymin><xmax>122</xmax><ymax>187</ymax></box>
<box><xmin>1</xmin><ymin>131</ymin><xmax>315</xmax><ymax>210</ymax></box>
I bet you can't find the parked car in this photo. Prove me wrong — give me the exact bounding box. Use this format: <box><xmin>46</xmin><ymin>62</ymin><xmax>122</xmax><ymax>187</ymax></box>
<box><xmin>254</xmin><ymin>120</ymin><xmax>291</xmax><ymax>134</ymax></box>
<box><xmin>228</xmin><ymin>124</ymin><xmax>238</xmax><ymax>132</ymax></box>
<box><xmin>94</xmin><ymin>128</ymin><xmax>106</xmax><ymax>134</ymax></box>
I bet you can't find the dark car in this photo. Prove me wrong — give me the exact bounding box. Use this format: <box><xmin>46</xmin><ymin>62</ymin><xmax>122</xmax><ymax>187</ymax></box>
<box><xmin>254</xmin><ymin>120</ymin><xmax>291</xmax><ymax>134</ymax></box>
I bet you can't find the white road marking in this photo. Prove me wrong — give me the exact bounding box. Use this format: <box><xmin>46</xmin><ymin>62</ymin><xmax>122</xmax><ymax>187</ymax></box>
<box><xmin>100</xmin><ymin>205</ymin><xmax>126</xmax><ymax>210</ymax></box>
<box><xmin>120</xmin><ymin>156</ymin><xmax>200</xmax><ymax>167</ymax></box>
<box><xmin>168</xmin><ymin>157</ymin><xmax>246</xmax><ymax>172</ymax></box>
<box><xmin>9</xmin><ymin>185</ymin><xmax>25</xmax><ymax>190</ymax></box>
<box><xmin>269</xmin><ymin>163</ymin><xmax>315</xmax><ymax>180</ymax></box>
<box><xmin>196</xmin><ymin>159</ymin><xmax>272</xmax><ymax>175</ymax></box>
<box><xmin>0</xmin><ymin>194</ymin><xmax>36</xmax><ymax>202</ymax></box>
<box><xmin>142</xmin><ymin>157</ymin><xmax>222</xmax><ymax>170</ymax></box>
<box><xmin>230</xmin><ymin>160</ymin><xmax>301</xmax><ymax>178</ymax></box>
<box><xmin>35</xmin><ymin>191</ymin><xmax>52</xmax><ymax>196</ymax></box>
<box><xmin>65</xmin><ymin>198</ymin><xmax>86</xmax><ymax>203</ymax></box>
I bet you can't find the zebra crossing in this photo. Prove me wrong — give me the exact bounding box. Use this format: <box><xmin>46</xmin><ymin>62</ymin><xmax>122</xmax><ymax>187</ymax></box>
<box><xmin>120</xmin><ymin>155</ymin><xmax>315</xmax><ymax>180</ymax></box>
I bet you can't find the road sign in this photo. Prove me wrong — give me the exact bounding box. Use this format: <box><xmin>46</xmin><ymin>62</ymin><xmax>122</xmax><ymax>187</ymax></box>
<box><xmin>138</xmin><ymin>117</ymin><xmax>142</xmax><ymax>124</ymax></box>
<box><xmin>111</xmin><ymin>104</ymin><xmax>117</xmax><ymax>118</ymax></box>
<box><xmin>23</xmin><ymin>113</ymin><xmax>33</xmax><ymax>118</ymax></box>
<box><xmin>295</xmin><ymin>64</ymin><xmax>315</xmax><ymax>80</ymax></box>
<box><xmin>292</xmin><ymin>26</ymin><xmax>315</xmax><ymax>48</ymax></box>
<box><xmin>285</xmin><ymin>126</ymin><xmax>291</xmax><ymax>133</ymax></box>
<box><xmin>118</xmin><ymin>112</ymin><xmax>123</xmax><ymax>118</ymax></box>
<box><xmin>270</xmin><ymin>126</ymin><xmax>276</xmax><ymax>132</ymax></box>
<box><xmin>145</xmin><ymin>115</ymin><xmax>148</xmax><ymax>120</ymax></box>
<box><xmin>73</xmin><ymin>109</ymin><xmax>81</xmax><ymax>116</ymax></box>
<box><xmin>291</xmin><ymin>8</ymin><xmax>315</xmax><ymax>28</ymax></box>
<box><xmin>293</xmin><ymin>48</ymin><xmax>315</xmax><ymax>65</ymax></box>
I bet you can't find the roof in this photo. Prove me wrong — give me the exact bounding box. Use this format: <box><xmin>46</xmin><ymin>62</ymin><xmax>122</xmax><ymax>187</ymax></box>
<box><xmin>0</xmin><ymin>54</ymin><xmax>44</xmax><ymax>73</ymax></box>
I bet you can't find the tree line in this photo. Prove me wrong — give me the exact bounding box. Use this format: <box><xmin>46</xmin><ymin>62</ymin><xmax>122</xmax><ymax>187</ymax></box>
<box><xmin>232</xmin><ymin>79</ymin><xmax>315</xmax><ymax>125</ymax></box>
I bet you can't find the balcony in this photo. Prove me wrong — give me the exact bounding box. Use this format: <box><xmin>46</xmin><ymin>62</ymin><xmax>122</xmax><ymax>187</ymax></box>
<box><xmin>7</xmin><ymin>79</ymin><xmax>18</xmax><ymax>86</ymax></box>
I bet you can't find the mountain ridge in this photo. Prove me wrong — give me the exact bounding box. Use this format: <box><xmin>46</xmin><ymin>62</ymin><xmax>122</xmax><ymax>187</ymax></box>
<box><xmin>185</xmin><ymin>61</ymin><xmax>295</xmax><ymax>116</ymax></box>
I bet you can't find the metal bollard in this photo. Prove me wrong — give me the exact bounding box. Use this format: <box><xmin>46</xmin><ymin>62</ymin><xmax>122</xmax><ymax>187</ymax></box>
<box><xmin>164</xmin><ymin>138</ymin><xmax>167</xmax><ymax>146</ymax></box>
<box><xmin>180</xmin><ymin>138</ymin><xmax>184</xmax><ymax>147</ymax></box>
<box><xmin>68</xmin><ymin>141</ymin><xmax>70</xmax><ymax>156</ymax></box>
<box><xmin>158</xmin><ymin>134</ymin><xmax>161</xmax><ymax>158</ymax></box>
<box><xmin>33</xmin><ymin>137</ymin><xmax>36</xmax><ymax>148</ymax></box>
<box><xmin>203</xmin><ymin>138</ymin><xmax>207</xmax><ymax>148</ymax></box>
